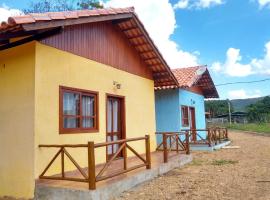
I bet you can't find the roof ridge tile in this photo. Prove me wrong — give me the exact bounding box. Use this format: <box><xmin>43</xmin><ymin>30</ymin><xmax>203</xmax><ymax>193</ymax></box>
<box><xmin>0</xmin><ymin>6</ymin><xmax>135</xmax><ymax>31</ymax></box>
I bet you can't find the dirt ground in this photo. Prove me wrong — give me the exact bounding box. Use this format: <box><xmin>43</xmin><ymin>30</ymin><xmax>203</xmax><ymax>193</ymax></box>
<box><xmin>115</xmin><ymin>131</ymin><xmax>270</xmax><ymax>200</ymax></box>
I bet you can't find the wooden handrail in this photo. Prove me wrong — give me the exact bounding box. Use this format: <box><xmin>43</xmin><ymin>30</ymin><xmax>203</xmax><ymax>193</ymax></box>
<box><xmin>39</xmin><ymin>135</ymin><xmax>151</xmax><ymax>190</ymax></box>
<box><xmin>39</xmin><ymin>144</ymin><xmax>88</xmax><ymax>148</ymax></box>
<box><xmin>181</xmin><ymin>127</ymin><xmax>229</xmax><ymax>147</ymax></box>
<box><xmin>94</xmin><ymin>136</ymin><xmax>147</xmax><ymax>148</ymax></box>
<box><xmin>38</xmin><ymin>136</ymin><xmax>148</xmax><ymax>148</ymax></box>
<box><xmin>156</xmin><ymin>132</ymin><xmax>186</xmax><ymax>135</ymax></box>
<box><xmin>157</xmin><ymin>128</ymin><xmax>229</xmax><ymax>158</ymax></box>
<box><xmin>181</xmin><ymin>128</ymin><xmax>209</xmax><ymax>132</ymax></box>
<box><xmin>156</xmin><ymin>131</ymin><xmax>190</xmax><ymax>163</ymax></box>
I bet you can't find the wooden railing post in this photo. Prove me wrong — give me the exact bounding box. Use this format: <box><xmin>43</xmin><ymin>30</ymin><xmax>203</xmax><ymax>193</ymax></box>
<box><xmin>88</xmin><ymin>141</ymin><xmax>96</xmax><ymax>190</ymax></box>
<box><xmin>163</xmin><ymin>133</ymin><xmax>168</xmax><ymax>163</ymax></box>
<box><xmin>176</xmin><ymin>134</ymin><xmax>179</xmax><ymax>153</ymax></box>
<box><xmin>145</xmin><ymin>135</ymin><xmax>151</xmax><ymax>169</ymax></box>
<box><xmin>207</xmin><ymin>129</ymin><xmax>211</xmax><ymax>147</ymax></box>
<box><xmin>169</xmin><ymin>135</ymin><xmax>172</xmax><ymax>149</ymax></box>
<box><xmin>218</xmin><ymin>128</ymin><xmax>221</xmax><ymax>143</ymax></box>
<box><xmin>225</xmin><ymin>128</ymin><xmax>228</xmax><ymax>139</ymax></box>
<box><xmin>185</xmin><ymin>131</ymin><xmax>190</xmax><ymax>155</ymax></box>
<box><xmin>123</xmin><ymin>142</ymin><xmax>127</xmax><ymax>170</ymax></box>
<box><xmin>61</xmin><ymin>147</ymin><xmax>65</xmax><ymax>178</ymax></box>
<box><xmin>214</xmin><ymin>129</ymin><xmax>217</xmax><ymax>145</ymax></box>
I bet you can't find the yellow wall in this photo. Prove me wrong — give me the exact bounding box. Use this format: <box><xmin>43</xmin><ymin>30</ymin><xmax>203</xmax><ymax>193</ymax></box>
<box><xmin>34</xmin><ymin>43</ymin><xmax>157</xmax><ymax>178</ymax></box>
<box><xmin>0</xmin><ymin>43</ymin><xmax>35</xmax><ymax>198</ymax></box>
<box><xmin>0</xmin><ymin>41</ymin><xmax>157</xmax><ymax>199</ymax></box>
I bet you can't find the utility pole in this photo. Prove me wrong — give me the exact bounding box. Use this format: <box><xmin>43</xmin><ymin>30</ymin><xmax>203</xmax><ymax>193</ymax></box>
<box><xmin>227</xmin><ymin>99</ymin><xmax>232</xmax><ymax>125</ymax></box>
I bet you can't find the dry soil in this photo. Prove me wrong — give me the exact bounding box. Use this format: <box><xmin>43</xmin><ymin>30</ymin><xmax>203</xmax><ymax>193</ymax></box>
<box><xmin>115</xmin><ymin>131</ymin><xmax>270</xmax><ymax>200</ymax></box>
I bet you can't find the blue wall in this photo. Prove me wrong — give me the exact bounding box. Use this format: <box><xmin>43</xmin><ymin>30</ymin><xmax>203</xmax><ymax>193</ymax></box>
<box><xmin>178</xmin><ymin>89</ymin><xmax>206</xmax><ymax>131</ymax></box>
<box><xmin>155</xmin><ymin>89</ymin><xmax>180</xmax><ymax>144</ymax></box>
<box><xmin>155</xmin><ymin>88</ymin><xmax>206</xmax><ymax>144</ymax></box>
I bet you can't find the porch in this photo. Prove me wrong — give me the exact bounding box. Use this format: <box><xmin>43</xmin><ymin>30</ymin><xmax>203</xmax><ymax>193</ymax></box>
<box><xmin>156</xmin><ymin>127</ymin><xmax>230</xmax><ymax>152</ymax></box>
<box><xmin>35</xmin><ymin>136</ymin><xmax>192</xmax><ymax>200</ymax></box>
<box><xmin>184</xmin><ymin>127</ymin><xmax>231</xmax><ymax>151</ymax></box>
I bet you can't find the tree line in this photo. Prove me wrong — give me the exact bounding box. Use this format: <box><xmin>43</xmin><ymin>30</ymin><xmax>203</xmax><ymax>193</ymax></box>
<box><xmin>205</xmin><ymin>96</ymin><xmax>270</xmax><ymax>123</ymax></box>
<box><xmin>205</xmin><ymin>100</ymin><xmax>234</xmax><ymax>118</ymax></box>
<box><xmin>247</xmin><ymin>96</ymin><xmax>270</xmax><ymax>123</ymax></box>
<box><xmin>23</xmin><ymin>0</ymin><xmax>103</xmax><ymax>14</ymax></box>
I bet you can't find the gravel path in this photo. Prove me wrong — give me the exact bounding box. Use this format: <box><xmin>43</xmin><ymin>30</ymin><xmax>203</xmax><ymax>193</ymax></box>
<box><xmin>115</xmin><ymin>131</ymin><xmax>270</xmax><ymax>200</ymax></box>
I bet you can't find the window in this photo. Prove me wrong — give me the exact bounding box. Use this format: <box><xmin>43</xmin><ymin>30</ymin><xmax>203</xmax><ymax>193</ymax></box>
<box><xmin>181</xmin><ymin>106</ymin><xmax>189</xmax><ymax>127</ymax></box>
<box><xmin>60</xmin><ymin>86</ymin><xmax>98</xmax><ymax>133</ymax></box>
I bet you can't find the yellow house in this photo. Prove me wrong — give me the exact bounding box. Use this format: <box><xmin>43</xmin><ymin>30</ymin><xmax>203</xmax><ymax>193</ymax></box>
<box><xmin>0</xmin><ymin>7</ymin><xmax>178</xmax><ymax>199</ymax></box>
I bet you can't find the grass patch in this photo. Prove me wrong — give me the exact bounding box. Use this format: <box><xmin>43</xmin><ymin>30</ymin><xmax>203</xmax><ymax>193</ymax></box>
<box><xmin>210</xmin><ymin>123</ymin><xmax>270</xmax><ymax>134</ymax></box>
<box><xmin>211</xmin><ymin>159</ymin><xmax>238</xmax><ymax>166</ymax></box>
<box><xmin>190</xmin><ymin>159</ymin><xmax>205</xmax><ymax>166</ymax></box>
<box><xmin>226</xmin><ymin>123</ymin><xmax>270</xmax><ymax>134</ymax></box>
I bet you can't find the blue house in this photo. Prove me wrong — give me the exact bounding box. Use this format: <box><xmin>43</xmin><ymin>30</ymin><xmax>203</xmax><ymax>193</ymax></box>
<box><xmin>155</xmin><ymin>66</ymin><xmax>219</xmax><ymax>143</ymax></box>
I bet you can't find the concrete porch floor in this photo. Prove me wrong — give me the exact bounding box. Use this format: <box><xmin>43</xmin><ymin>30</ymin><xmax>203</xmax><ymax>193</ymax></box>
<box><xmin>190</xmin><ymin>140</ymin><xmax>231</xmax><ymax>151</ymax></box>
<box><xmin>35</xmin><ymin>151</ymin><xmax>192</xmax><ymax>200</ymax></box>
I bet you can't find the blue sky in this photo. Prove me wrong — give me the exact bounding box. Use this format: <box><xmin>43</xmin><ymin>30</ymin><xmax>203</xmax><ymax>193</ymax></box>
<box><xmin>171</xmin><ymin>0</ymin><xmax>270</xmax><ymax>100</ymax></box>
<box><xmin>0</xmin><ymin>0</ymin><xmax>270</xmax><ymax>100</ymax></box>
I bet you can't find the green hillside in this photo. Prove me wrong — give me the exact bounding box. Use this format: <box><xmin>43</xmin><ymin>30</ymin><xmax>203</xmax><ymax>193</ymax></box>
<box><xmin>205</xmin><ymin>96</ymin><xmax>270</xmax><ymax>115</ymax></box>
<box><xmin>231</xmin><ymin>97</ymin><xmax>265</xmax><ymax>111</ymax></box>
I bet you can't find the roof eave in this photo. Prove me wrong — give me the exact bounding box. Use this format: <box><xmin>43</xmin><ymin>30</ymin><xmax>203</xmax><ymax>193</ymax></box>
<box><xmin>131</xmin><ymin>14</ymin><xmax>179</xmax><ymax>88</ymax></box>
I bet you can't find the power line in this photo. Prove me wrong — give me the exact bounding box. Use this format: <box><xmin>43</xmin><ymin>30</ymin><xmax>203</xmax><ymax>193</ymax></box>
<box><xmin>215</xmin><ymin>78</ymin><xmax>270</xmax><ymax>86</ymax></box>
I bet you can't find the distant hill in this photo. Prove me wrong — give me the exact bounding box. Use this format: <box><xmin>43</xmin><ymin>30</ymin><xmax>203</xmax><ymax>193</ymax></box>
<box><xmin>231</xmin><ymin>96</ymin><xmax>266</xmax><ymax>111</ymax></box>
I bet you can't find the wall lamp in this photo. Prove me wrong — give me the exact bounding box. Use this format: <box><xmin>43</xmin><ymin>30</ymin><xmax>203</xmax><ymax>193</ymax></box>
<box><xmin>113</xmin><ymin>81</ymin><xmax>121</xmax><ymax>89</ymax></box>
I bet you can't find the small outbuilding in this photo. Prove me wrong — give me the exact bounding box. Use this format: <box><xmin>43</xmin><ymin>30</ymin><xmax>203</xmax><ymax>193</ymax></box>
<box><xmin>216</xmin><ymin>111</ymin><xmax>248</xmax><ymax>124</ymax></box>
<box><xmin>155</xmin><ymin>66</ymin><xmax>219</xmax><ymax>142</ymax></box>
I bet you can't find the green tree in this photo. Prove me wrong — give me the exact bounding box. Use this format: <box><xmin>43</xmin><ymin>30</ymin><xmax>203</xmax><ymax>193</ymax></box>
<box><xmin>205</xmin><ymin>100</ymin><xmax>234</xmax><ymax>118</ymax></box>
<box><xmin>247</xmin><ymin>96</ymin><xmax>270</xmax><ymax>123</ymax></box>
<box><xmin>24</xmin><ymin>0</ymin><xmax>103</xmax><ymax>14</ymax></box>
<box><xmin>77</xmin><ymin>0</ymin><xmax>103</xmax><ymax>9</ymax></box>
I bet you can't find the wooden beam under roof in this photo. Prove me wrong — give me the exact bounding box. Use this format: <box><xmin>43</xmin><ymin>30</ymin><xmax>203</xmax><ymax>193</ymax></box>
<box><xmin>22</xmin><ymin>13</ymin><xmax>133</xmax><ymax>31</ymax></box>
<box><xmin>144</xmin><ymin>57</ymin><xmax>159</xmax><ymax>62</ymax></box>
<box><xmin>148</xmin><ymin>64</ymin><xmax>164</xmax><ymax>68</ymax></box>
<box><xmin>0</xmin><ymin>30</ymin><xmax>39</xmax><ymax>41</ymax></box>
<box><xmin>122</xmin><ymin>27</ymin><xmax>139</xmax><ymax>32</ymax></box>
<box><xmin>0</xmin><ymin>39</ymin><xmax>9</xmax><ymax>45</ymax></box>
<box><xmin>115</xmin><ymin>17</ymin><xmax>177</xmax><ymax>87</ymax></box>
<box><xmin>154</xmin><ymin>79</ymin><xmax>174</xmax><ymax>84</ymax></box>
<box><xmin>139</xmin><ymin>49</ymin><xmax>154</xmax><ymax>54</ymax></box>
<box><xmin>132</xmin><ymin>15</ymin><xmax>178</xmax><ymax>87</ymax></box>
<box><xmin>126</xmin><ymin>34</ymin><xmax>144</xmax><ymax>40</ymax></box>
<box><xmin>0</xmin><ymin>27</ymin><xmax>62</xmax><ymax>51</ymax></box>
<box><xmin>153</xmin><ymin>71</ymin><xmax>169</xmax><ymax>78</ymax></box>
<box><xmin>154</xmin><ymin>82</ymin><xmax>177</xmax><ymax>87</ymax></box>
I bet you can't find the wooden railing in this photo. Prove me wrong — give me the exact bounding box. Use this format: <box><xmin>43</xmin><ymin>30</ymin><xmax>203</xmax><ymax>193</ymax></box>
<box><xmin>182</xmin><ymin>127</ymin><xmax>229</xmax><ymax>147</ymax></box>
<box><xmin>156</xmin><ymin>132</ymin><xmax>190</xmax><ymax>163</ymax></box>
<box><xmin>182</xmin><ymin>129</ymin><xmax>213</xmax><ymax>147</ymax></box>
<box><xmin>214</xmin><ymin>127</ymin><xmax>229</xmax><ymax>144</ymax></box>
<box><xmin>39</xmin><ymin>135</ymin><xmax>151</xmax><ymax>190</ymax></box>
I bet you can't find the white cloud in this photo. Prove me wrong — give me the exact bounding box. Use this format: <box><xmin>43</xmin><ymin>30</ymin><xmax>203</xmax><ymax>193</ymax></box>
<box><xmin>212</xmin><ymin>41</ymin><xmax>270</xmax><ymax>77</ymax></box>
<box><xmin>174</xmin><ymin>0</ymin><xmax>224</xmax><ymax>9</ymax></box>
<box><xmin>174</xmin><ymin>0</ymin><xmax>189</xmax><ymax>9</ymax></box>
<box><xmin>212</xmin><ymin>48</ymin><xmax>253</xmax><ymax>77</ymax></box>
<box><xmin>228</xmin><ymin>89</ymin><xmax>262</xmax><ymax>99</ymax></box>
<box><xmin>257</xmin><ymin>0</ymin><xmax>270</xmax><ymax>8</ymax></box>
<box><xmin>251</xmin><ymin>41</ymin><xmax>270</xmax><ymax>75</ymax></box>
<box><xmin>0</xmin><ymin>4</ymin><xmax>23</xmax><ymax>22</ymax></box>
<box><xmin>104</xmin><ymin>0</ymin><xmax>199</xmax><ymax>68</ymax></box>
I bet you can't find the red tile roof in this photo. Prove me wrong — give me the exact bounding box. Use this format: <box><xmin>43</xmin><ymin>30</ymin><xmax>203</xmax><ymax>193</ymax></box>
<box><xmin>0</xmin><ymin>7</ymin><xmax>135</xmax><ymax>32</ymax></box>
<box><xmin>172</xmin><ymin>66</ymin><xmax>206</xmax><ymax>88</ymax></box>
<box><xmin>172</xmin><ymin>66</ymin><xmax>219</xmax><ymax>98</ymax></box>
